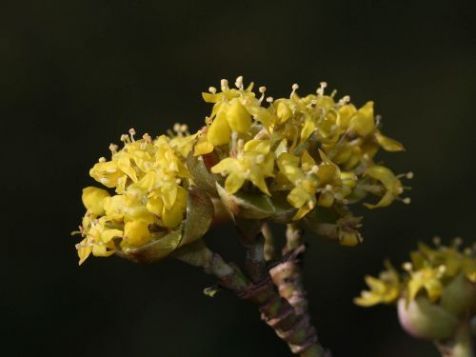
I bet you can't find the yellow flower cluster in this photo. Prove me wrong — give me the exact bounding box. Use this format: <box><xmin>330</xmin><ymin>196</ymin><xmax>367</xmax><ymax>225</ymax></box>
<box><xmin>75</xmin><ymin>76</ymin><xmax>411</xmax><ymax>263</ymax></box>
<box><xmin>194</xmin><ymin>77</ymin><xmax>409</xmax><ymax>238</ymax></box>
<box><xmin>76</xmin><ymin>128</ymin><xmax>195</xmax><ymax>265</ymax></box>
<box><xmin>355</xmin><ymin>239</ymin><xmax>476</xmax><ymax>307</ymax></box>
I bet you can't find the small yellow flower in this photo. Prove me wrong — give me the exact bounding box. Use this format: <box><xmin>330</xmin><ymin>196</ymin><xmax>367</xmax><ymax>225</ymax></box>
<box><xmin>354</xmin><ymin>262</ymin><xmax>400</xmax><ymax>306</ymax></box>
<box><xmin>211</xmin><ymin>139</ymin><xmax>274</xmax><ymax>195</ymax></box>
<box><xmin>407</xmin><ymin>266</ymin><xmax>444</xmax><ymax>302</ymax></box>
<box><xmin>348</xmin><ymin>101</ymin><xmax>375</xmax><ymax>137</ymax></box>
<box><xmin>364</xmin><ymin>165</ymin><xmax>403</xmax><ymax>208</ymax></box>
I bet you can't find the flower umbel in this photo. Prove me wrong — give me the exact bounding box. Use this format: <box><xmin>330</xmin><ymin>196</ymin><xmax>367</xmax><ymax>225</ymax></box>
<box><xmin>75</xmin><ymin>129</ymin><xmax>198</xmax><ymax>264</ymax></box>
<box><xmin>356</xmin><ymin>238</ymin><xmax>476</xmax><ymax>341</ymax></box>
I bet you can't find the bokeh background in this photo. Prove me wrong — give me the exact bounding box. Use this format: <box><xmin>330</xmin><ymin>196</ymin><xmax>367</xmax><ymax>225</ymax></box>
<box><xmin>3</xmin><ymin>0</ymin><xmax>476</xmax><ymax>356</ymax></box>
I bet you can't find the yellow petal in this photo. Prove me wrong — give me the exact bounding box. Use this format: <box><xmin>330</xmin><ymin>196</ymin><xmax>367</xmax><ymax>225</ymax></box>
<box><xmin>224</xmin><ymin>172</ymin><xmax>246</xmax><ymax>194</ymax></box>
<box><xmin>89</xmin><ymin>161</ymin><xmax>123</xmax><ymax>188</ymax></box>
<box><xmin>82</xmin><ymin>187</ymin><xmax>110</xmax><ymax>216</ymax></box>
<box><xmin>276</xmin><ymin>102</ymin><xmax>292</xmax><ymax>123</ymax></box>
<box><xmin>124</xmin><ymin>219</ymin><xmax>152</xmax><ymax>247</ymax></box>
<box><xmin>226</xmin><ymin>100</ymin><xmax>252</xmax><ymax>133</ymax></box>
<box><xmin>146</xmin><ymin>196</ymin><xmax>164</xmax><ymax>217</ymax></box>
<box><xmin>288</xmin><ymin>186</ymin><xmax>310</xmax><ymax>208</ymax></box>
<box><xmin>161</xmin><ymin>187</ymin><xmax>187</xmax><ymax>228</ymax></box>
<box><xmin>244</xmin><ymin>139</ymin><xmax>271</xmax><ymax>154</ymax></box>
<box><xmin>318</xmin><ymin>192</ymin><xmax>334</xmax><ymax>207</ymax></box>
<box><xmin>194</xmin><ymin>140</ymin><xmax>214</xmax><ymax>156</ymax></box>
<box><xmin>249</xmin><ymin>172</ymin><xmax>271</xmax><ymax>196</ymax></box>
<box><xmin>211</xmin><ymin>157</ymin><xmax>240</xmax><ymax>174</ymax></box>
<box><xmin>292</xmin><ymin>205</ymin><xmax>312</xmax><ymax>220</ymax></box>
<box><xmin>77</xmin><ymin>240</ymin><xmax>92</xmax><ymax>265</ymax></box>
<box><xmin>301</xmin><ymin>150</ymin><xmax>316</xmax><ymax>170</ymax></box>
<box><xmin>349</xmin><ymin>101</ymin><xmax>375</xmax><ymax>136</ymax></box>
<box><xmin>101</xmin><ymin>229</ymin><xmax>123</xmax><ymax>243</ymax></box>
<box><xmin>91</xmin><ymin>243</ymin><xmax>115</xmax><ymax>257</ymax></box>
<box><xmin>301</xmin><ymin>116</ymin><xmax>316</xmax><ymax>140</ymax></box>
<box><xmin>337</xmin><ymin>104</ymin><xmax>357</xmax><ymax>129</ymax></box>
<box><xmin>375</xmin><ymin>131</ymin><xmax>405</xmax><ymax>152</ymax></box>
<box><xmin>207</xmin><ymin>113</ymin><xmax>231</xmax><ymax>146</ymax></box>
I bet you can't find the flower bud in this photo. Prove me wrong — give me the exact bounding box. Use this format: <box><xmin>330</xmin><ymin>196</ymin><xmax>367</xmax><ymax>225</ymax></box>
<box><xmin>397</xmin><ymin>297</ymin><xmax>459</xmax><ymax>340</ymax></box>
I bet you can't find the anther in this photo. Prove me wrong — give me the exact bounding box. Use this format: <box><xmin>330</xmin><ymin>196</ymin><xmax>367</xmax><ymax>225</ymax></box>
<box><xmin>402</xmin><ymin>262</ymin><xmax>413</xmax><ymax>272</ymax></box>
<box><xmin>235</xmin><ymin>75</ymin><xmax>244</xmax><ymax>90</ymax></box>
<box><xmin>180</xmin><ymin>124</ymin><xmax>188</xmax><ymax>133</ymax></box>
<box><xmin>208</xmin><ymin>86</ymin><xmax>217</xmax><ymax>94</ymax></box>
<box><xmin>98</xmin><ymin>157</ymin><xmax>106</xmax><ymax>163</ymax></box>
<box><xmin>109</xmin><ymin>143</ymin><xmax>118</xmax><ymax>154</ymax></box>
<box><xmin>433</xmin><ymin>236</ymin><xmax>441</xmax><ymax>246</ymax></box>
<box><xmin>437</xmin><ymin>265</ymin><xmax>447</xmax><ymax>276</ymax></box>
<box><xmin>266</xmin><ymin>96</ymin><xmax>274</xmax><ymax>103</ymax></box>
<box><xmin>402</xmin><ymin>197</ymin><xmax>411</xmax><ymax>204</ymax></box>
<box><xmin>220</xmin><ymin>79</ymin><xmax>229</xmax><ymax>91</ymax></box>
<box><xmin>142</xmin><ymin>133</ymin><xmax>152</xmax><ymax>143</ymax></box>
<box><xmin>338</xmin><ymin>95</ymin><xmax>351</xmax><ymax>106</ymax></box>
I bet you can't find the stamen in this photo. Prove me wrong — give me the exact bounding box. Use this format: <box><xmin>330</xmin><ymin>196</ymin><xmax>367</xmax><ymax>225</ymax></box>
<box><xmin>453</xmin><ymin>237</ymin><xmax>463</xmax><ymax>247</ymax></box>
<box><xmin>258</xmin><ymin>86</ymin><xmax>266</xmax><ymax>102</ymax></box>
<box><xmin>433</xmin><ymin>236</ymin><xmax>441</xmax><ymax>246</ymax></box>
<box><xmin>291</xmin><ymin>83</ymin><xmax>299</xmax><ymax>97</ymax></box>
<box><xmin>129</xmin><ymin>128</ymin><xmax>136</xmax><ymax>141</ymax></box>
<box><xmin>316</xmin><ymin>81</ymin><xmax>327</xmax><ymax>96</ymax></box>
<box><xmin>375</xmin><ymin>115</ymin><xmax>382</xmax><ymax>127</ymax></box>
<box><xmin>338</xmin><ymin>95</ymin><xmax>351</xmax><ymax>106</ymax></box>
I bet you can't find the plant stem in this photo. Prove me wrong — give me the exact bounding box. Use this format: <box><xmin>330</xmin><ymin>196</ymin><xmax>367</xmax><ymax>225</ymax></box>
<box><xmin>174</xmin><ymin>242</ymin><xmax>327</xmax><ymax>356</ymax></box>
<box><xmin>435</xmin><ymin>321</ymin><xmax>475</xmax><ymax>357</ymax></box>
<box><xmin>269</xmin><ymin>224</ymin><xmax>330</xmax><ymax>356</ymax></box>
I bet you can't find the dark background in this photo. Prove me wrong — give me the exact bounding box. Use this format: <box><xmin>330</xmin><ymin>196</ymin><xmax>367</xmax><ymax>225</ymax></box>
<box><xmin>3</xmin><ymin>0</ymin><xmax>476</xmax><ymax>356</ymax></box>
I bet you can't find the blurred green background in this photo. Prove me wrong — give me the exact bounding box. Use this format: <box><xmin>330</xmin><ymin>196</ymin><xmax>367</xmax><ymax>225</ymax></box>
<box><xmin>2</xmin><ymin>0</ymin><xmax>476</xmax><ymax>356</ymax></box>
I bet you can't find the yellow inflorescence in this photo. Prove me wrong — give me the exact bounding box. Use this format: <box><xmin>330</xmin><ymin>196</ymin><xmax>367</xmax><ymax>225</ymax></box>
<box><xmin>76</xmin><ymin>129</ymin><xmax>194</xmax><ymax>265</ymax></box>
<box><xmin>196</xmin><ymin>77</ymin><xmax>408</xmax><ymax>221</ymax></box>
<box><xmin>75</xmin><ymin>76</ymin><xmax>411</xmax><ymax>263</ymax></box>
<box><xmin>355</xmin><ymin>240</ymin><xmax>476</xmax><ymax>307</ymax></box>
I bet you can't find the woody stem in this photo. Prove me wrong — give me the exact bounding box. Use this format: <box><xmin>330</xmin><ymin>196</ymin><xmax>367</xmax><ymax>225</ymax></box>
<box><xmin>269</xmin><ymin>224</ymin><xmax>328</xmax><ymax>357</ymax></box>
<box><xmin>174</xmin><ymin>242</ymin><xmax>327</xmax><ymax>356</ymax></box>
